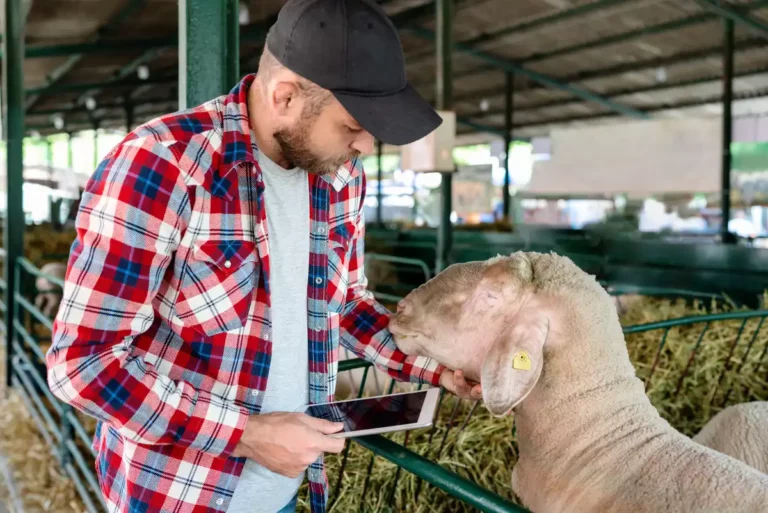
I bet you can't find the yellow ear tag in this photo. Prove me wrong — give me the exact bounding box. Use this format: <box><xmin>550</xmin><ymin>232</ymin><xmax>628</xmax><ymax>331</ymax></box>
<box><xmin>512</xmin><ymin>351</ymin><xmax>532</xmax><ymax>371</ymax></box>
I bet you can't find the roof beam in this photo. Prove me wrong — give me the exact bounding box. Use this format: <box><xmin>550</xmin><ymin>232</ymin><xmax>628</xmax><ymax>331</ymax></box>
<box><xmin>429</xmin><ymin>37</ymin><xmax>767</xmax><ymax>105</ymax></box>
<box><xmin>27</xmin><ymin>99</ymin><xmax>500</xmax><ymax>138</ymax></box>
<box><xmin>525</xmin><ymin>0</ymin><xmax>768</xmax><ymax>63</ymax></box>
<box><xmin>410</xmin><ymin>1</ymin><xmax>768</xmax><ymax>90</ymax></box>
<box><xmin>74</xmin><ymin>47</ymin><xmax>169</xmax><ymax>109</ymax></box>
<box><xmin>461</xmin><ymin>67</ymin><xmax>768</xmax><ymax>120</ymax></box>
<box><xmin>404</xmin><ymin>0</ymin><xmax>633</xmax><ymax>69</ymax></box>
<box><xmin>25</xmin><ymin>0</ymin><xmax>148</xmax><ymax>111</ymax></box>
<box><xmin>460</xmin><ymin>0</ymin><xmax>633</xmax><ymax>50</ymax></box>
<box><xmin>469</xmin><ymin>87</ymin><xmax>768</xmax><ymax>133</ymax></box>
<box><xmin>693</xmin><ymin>0</ymin><xmax>768</xmax><ymax>39</ymax></box>
<box><xmin>28</xmin><ymin>94</ymin><xmax>177</xmax><ymax>117</ymax></box>
<box><xmin>27</xmin><ymin>76</ymin><xmax>175</xmax><ymax>95</ymax></box>
<box><xmin>9</xmin><ymin>2</ymin><xmax>424</xmax><ymax>61</ymax></box>
<box><xmin>405</xmin><ymin>26</ymin><xmax>649</xmax><ymax>119</ymax></box>
<box><xmin>24</xmin><ymin>36</ymin><xmax>174</xmax><ymax>58</ymax></box>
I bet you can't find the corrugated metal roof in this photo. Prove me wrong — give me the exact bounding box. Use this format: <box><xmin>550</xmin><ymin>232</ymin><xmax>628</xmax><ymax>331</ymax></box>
<box><xmin>2</xmin><ymin>0</ymin><xmax>767</xmax><ymax>137</ymax></box>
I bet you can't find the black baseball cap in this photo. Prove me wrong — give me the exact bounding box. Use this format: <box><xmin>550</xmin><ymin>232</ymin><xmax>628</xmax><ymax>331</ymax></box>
<box><xmin>266</xmin><ymin>0</ymin><xmax>443</xmax><ymax>146</ymax></box>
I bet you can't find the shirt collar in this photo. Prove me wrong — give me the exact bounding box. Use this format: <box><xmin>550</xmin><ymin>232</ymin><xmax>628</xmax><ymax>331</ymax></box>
<box><xmin>220</xmin><ymin>74</ymin><xmax>361</xmax><ymax>192</ymax></box>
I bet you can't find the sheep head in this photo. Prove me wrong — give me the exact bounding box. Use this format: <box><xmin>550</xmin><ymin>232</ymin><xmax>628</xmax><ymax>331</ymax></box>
<box><xmin>389</xmin><ymin>251</ymin><xmax>615</xmax><ymax>417</ymax></box>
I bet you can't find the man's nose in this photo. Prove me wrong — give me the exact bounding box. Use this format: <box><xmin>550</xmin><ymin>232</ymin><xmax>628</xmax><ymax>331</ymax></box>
<box><xmin>351</xmin><ymin>131</ymin><xmax>374</xmax><ymax>155</ymax></box>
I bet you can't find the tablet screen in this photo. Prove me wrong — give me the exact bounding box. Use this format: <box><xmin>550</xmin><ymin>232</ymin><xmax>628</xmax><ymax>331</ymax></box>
<box><xmin>303</xmin><ymin>391</ymin><xmax>427</xmax><ymax>434</ymax></box>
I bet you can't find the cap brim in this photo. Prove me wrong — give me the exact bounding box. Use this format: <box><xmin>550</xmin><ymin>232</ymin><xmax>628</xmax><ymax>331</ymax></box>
<box><xmin>333</xmin><ymin>83</ymin><xmax>443</xmax><ymax>146</ymax></box>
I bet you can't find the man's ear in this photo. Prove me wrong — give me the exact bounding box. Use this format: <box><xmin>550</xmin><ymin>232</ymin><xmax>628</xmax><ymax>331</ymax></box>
<box><xmin>481</xmin><ymin>310</ymin><xmax>549</xmax><ymax>417</ymax></box>
<box><xmin>271</xmin><ymin>80</ymin><xmax>301</xmax><ymax>116</ymax></box>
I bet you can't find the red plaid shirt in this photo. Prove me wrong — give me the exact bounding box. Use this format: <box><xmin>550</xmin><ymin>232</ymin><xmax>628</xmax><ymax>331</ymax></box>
<box><xmin>46</xmin><ymin>73</ymin><xmax>444</xmax><ymax>513</ymax></box>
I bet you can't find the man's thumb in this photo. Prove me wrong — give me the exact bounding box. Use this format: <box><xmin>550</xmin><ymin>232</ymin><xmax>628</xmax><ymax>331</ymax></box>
<box><xmin>300</xmin><ymin>415</ymin><xmax>345</xmax><ymax>434</ymax></box>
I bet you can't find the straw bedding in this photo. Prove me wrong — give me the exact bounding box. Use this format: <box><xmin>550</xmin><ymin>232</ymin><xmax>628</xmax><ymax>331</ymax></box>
<box><xmin>0</xmin><ymin>295</ymin><xmax>766</xmax><ymax>512</ymax></box>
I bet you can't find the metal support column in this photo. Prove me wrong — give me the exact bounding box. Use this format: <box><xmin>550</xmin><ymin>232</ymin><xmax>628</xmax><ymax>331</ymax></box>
<box><xmin>376</xmin><ymin>140</ymin><xmax>384</xmax><ymax>227</ymax></box>
<box><xmin>2</xmin><ymin>0</ymin><xmax>25</xmax><ymax>389</ymax></box>
<box><xmin>178</xmin><ymin>0</ymin><xmax>240</xmax><ymax>110</ymax></box>
<box><xmin>67</xmin><ymin>132</ymin><xmax>74</xmax><ymax>169</ymax></box>
<box><xmin>93</xmin><ymin>121</ymin><xmax>100</xmax><ymax>169</ymax></box>
<box><xmin>46</xmin><ymin>137</ymin><xmax>54</xmax><ymax>179</ymax></box>
<box><xmin>435</xmin><ymin>0</ymin><xmax>454</xmax><ymax>273</ymax></box>
<box><xmin>721</xmin><ymin>19</ymin><xmax>736</xmax><ymax>244</ymax></box>
<box><xmin>125</xmin><ymin>96</ymin><xmax>135</xmax><ymax>132</ymax></box>
<box><xmin>47</xmin><ymin>138</ymin><xmax>62</xmax><ymax>229</ymax></box>
<box><xmin>226</xmin><ymin>0</ymin><xmax>240</xmax><ymax>89</ymax></box>
<box><xmin>502</xmin><ymin>72</ymin><xmax>513</xmax><ymax>221</ymax></box>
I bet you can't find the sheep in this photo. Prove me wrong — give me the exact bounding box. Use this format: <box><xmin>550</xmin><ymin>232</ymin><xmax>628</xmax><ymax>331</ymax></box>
<box><xmin>693</xmin><ymin>401</ymin><xmax>768</xmax><ymax>475</ymax></box>
<box><xmin>34</xmin><ymin>262</ymin><xmax>67</xmax><ymax>319</ymax></box>
<box><xmin>387</xmin><ymin>251</ymin><xmax>768</xmax><ymax>513</ymax></box>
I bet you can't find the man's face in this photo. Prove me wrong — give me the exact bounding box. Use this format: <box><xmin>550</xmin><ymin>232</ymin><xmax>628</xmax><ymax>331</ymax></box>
<box><xmin>274</xmin><ymin>96</ymin><xmax>374</xmax><ymax>175</ymax></box>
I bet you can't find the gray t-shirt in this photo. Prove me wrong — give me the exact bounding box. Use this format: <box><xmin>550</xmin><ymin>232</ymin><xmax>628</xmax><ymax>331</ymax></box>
<box><xmin>228</xmin><ymin>151</ymin><xmax>310</xmax><ymax>512</ymax></box>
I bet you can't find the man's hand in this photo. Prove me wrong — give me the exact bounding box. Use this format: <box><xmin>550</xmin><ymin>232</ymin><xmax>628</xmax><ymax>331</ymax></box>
<box><xmin>440</xmin><ymin>369</ymin><xmax>482</xmax><ymax>401</ymax></box>
<box><xmin>232</xmin><ymin>412</ymin><xmax>346</xmax><ymax>478</ymax></box>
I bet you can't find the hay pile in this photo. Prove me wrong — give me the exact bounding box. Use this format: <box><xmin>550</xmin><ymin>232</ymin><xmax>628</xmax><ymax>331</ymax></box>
<box><xmin>0</xmin><ymin>392</ymin><xmax>88</xmax><ymax>513</ymax></box>
<box><xmin>621</xmin><ymin>295</ymin><xmax>768</xmax><ymax>437</ymax></box>
<box><xmin>0</xmin><ymin>294</ymin><xmax>766</xmax><ymax>513</ymax></box>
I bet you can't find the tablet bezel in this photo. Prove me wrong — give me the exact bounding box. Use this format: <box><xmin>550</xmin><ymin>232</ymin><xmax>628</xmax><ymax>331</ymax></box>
<box><xmin>306</xmin><ymin>387</ymin><xmax>441</xmax><ymax>439</ymax></box>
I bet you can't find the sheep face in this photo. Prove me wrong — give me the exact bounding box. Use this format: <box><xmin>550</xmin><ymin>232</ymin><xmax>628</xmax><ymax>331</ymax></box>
<box><xmin>390</xmin><ymin>252</ymin><xmax>569</xmax><ymax>417</ymax></box>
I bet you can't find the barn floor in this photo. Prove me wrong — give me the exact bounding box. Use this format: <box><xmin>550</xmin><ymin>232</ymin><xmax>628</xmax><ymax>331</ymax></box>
<box><xmin>0</xmin><ymin>343</ymin><xmax>83</xmax><ymax>513</ymax></box>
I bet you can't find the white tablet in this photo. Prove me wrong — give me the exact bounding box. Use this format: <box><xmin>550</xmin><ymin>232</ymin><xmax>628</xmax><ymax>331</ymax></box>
<box><xmin>298</xmin><ymin>387</ymin><xmax>440</xmax><ymax>439</ymax></box>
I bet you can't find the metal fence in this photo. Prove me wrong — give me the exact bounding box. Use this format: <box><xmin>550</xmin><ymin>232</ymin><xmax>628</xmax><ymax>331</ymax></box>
<box><xmin>0</xmin><ymin>254</ymin><xmax>526</xmax><ymax>513</ymax></box>
<box><xmin>1</xmin><ymin>254</ymin><xmax>767</xmax><ymax>513</ymax></box>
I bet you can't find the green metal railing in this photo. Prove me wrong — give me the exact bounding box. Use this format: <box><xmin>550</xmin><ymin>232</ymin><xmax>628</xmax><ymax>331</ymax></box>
<box><xmin>624</xmin><ymin>309</ymin><xmax>768</xmax><ymax>405</ymax></box>
<box><xmin>3</xmin><ymin>255</ymin><xmax>525</xmax><ymax>513</ymax></box>
<box><xmin>366</xmin><ymin>252</ymin><xmax>433</xmax><ymax>305</ymax></box>
<box><xmin>8</xmin><ymin>257</ymin><xmax>106</xmax><ymax>512</ymax></box>
<box><xmin>3</xmin><ymin>254</ymin><xmax>767</xmax><ymax>513</ymax></box>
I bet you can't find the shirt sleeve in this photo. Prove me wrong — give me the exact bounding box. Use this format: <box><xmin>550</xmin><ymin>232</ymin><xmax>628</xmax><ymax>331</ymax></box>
<box><xmin>338</xmin><ymin>173</ymin><xmax>445</xmax><ymax>387</ymax></box>
<box><xmin>46</xmin><ymin>136</ymin><xmax>249</xmax><ymax>458</ymax></box>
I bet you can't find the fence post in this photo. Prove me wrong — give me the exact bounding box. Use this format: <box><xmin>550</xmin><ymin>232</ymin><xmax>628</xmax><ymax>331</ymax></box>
<box><xmin>3</xmin><ymin>0</ymin><xmax>26</xmax><ymax>391</ymax></box>
<box><xmin>59</xmin><ymin>406</ymin><xmax>73</xmax><ymax>469</ymax></box>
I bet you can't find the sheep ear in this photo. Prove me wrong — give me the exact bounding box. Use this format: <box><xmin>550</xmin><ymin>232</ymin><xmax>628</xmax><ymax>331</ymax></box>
<box><xmin>481</xmin><ymin>311</ymin><xmax>549</xmax><ymax>417</ymax></box>
<box><xmin>465</xmin><ymin>281</ymin><xmax>503</xmax><ymax>315</ymax></box>
<box><xmin>465</xmin><ymin>262</ymin><xmax>511</xmax><ymax>315</ymax></box>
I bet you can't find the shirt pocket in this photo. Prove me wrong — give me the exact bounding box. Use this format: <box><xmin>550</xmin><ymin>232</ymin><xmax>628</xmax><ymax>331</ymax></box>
<box><xmin>174</xmin><ymin>239</ymin><xmax>259</xmax><ymax>337</ymax></box>
<box><xmin>326</xmin><ymin>222</ymin><xmax>355</xmax><ymax>314</ymax></box>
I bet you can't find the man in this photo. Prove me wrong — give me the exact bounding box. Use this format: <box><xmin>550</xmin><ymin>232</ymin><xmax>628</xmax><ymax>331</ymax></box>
<box><xmin>46</xmin><ymin>1</ymin><xmax>481</xmax><ymax>512</ymax></box>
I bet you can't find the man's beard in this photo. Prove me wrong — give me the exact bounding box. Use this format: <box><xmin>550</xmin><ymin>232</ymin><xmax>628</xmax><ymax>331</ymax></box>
<box><xmin>273</xmin><ymin>116</ymin><xmax>359</xmax><ymax>176</ymax></box>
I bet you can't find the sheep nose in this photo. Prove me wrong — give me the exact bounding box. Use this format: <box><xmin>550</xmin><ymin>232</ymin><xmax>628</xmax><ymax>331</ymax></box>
<box><xmin>396</xmin><ymin>299</ymin><xmax>411</xmax><ymax>316</ymax></box>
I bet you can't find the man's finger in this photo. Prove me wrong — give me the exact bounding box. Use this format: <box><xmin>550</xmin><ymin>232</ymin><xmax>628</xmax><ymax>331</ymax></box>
<box><xmin>454</xmin><ymin>370</ymin><xmax>474</xmax><ymax>397</ymax></box>
<box><xmin>470</xmin><ymin>384</ymin><xmax>483</xmax><ymax>401</ymax></box>
<box><xmin>300</xmin><ymin>414</ymin><xmax>345</xmax><ymax>434</ymax></box>
<box><xmin>316</xmin><ymin>434</ymin><xmax>346</xmax><ymax>454</ymax></box>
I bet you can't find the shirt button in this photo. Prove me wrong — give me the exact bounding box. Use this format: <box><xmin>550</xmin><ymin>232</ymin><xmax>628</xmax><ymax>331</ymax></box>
<box><xmin>315</xmin><ymin>277</ymin><xmax>323</xmax><ymax>284</ymax></box>
<box><xmin>315</xmin><ymin>327</ymin><xmax>322</xmax><ymax>332</ymax></box>
<box><xmin>224</xmin><ymin>260</ymin><xmax>232</xmax><ymax>269</ymax></box>
<box><xmin>263</xmin><ymin>333</ymin><xmax>269</xmax><ymax>341</ymax></box>
<box><xmin>216</xmin><ymin>498</ymin><xmax>224</xmax><ymax>506</ymax></box>
<box><xmin>318</xmin><ymin>227</ymin><xmax>326</xmax><ymax>234</ymax></box>
<box><xmin>251</xmin><ymin>390</ymin><xmax>259</xmax><ymax>396</ymax></box>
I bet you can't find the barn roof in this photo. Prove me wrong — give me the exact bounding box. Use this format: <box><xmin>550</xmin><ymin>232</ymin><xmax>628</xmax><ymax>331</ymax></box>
<box><xmin>4</xmin><ymin>0</ymin><xmax>768</xmax><ymax>139</ymax></box>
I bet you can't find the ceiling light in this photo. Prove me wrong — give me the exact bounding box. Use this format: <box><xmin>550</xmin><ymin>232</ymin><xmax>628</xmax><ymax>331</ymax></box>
<box><xmin>239</xmin><ymin>1</ymin><xmax>250</xmax><ymax>25</ymax></box>
<box><xmin>480</xmin><ymin>99</ymin><xmax>490</xmax><ymax>112</ymax></box>
<box><xmin>52</xmin><ymin>114</ymin><xmax>64</xmax><ymax>130</ymax></box>
<box><xmin>137</xmin><ymin>65</ymin><xmax>150</xmax><ymax>81</ymax></box>
<box><xmin>85</xmin><ymin>97</ymin><xmax>97</xmax><ymax>110</ymax></box>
